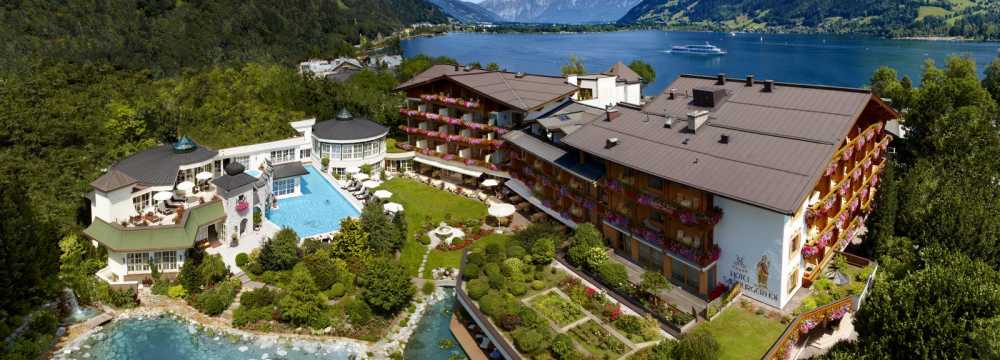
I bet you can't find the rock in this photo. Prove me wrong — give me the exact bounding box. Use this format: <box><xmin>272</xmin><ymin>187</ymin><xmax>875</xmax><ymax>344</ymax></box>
<box><xmin>238</xmin><ymin>346</ymin><xmax>249</xmax><ymax>352</ymax></box>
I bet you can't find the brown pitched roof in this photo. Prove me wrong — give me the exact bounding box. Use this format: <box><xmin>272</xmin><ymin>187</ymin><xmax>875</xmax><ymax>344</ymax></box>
<box><xmin>91</xmin><ymin>169</ymin><xmax>138</xmax><ymax>192</ymax></box>
<box><xmin>604</xmin><ymin>61</ymin><xmax>642</xmax><ymax>84</ymax></box>
<box><xmin>396</xmin><ymin>64</ymin><xmax>578</xmax><ymax>111</ymax></box>
<box><xmin>560</xmin><ymin>75</ymin><xmax>897</xmax><ymax>214</ymax></box>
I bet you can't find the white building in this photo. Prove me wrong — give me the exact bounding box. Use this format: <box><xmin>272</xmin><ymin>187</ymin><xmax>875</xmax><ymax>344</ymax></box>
<box><xmin>310</xmin><ymin>109</ymin><xmax>389</xmax><ymax>178</ymax></box>
<box><xmin>567</xmin><ymin>61</ymin><xmax>643</xmax><ymax>108</ymax></box>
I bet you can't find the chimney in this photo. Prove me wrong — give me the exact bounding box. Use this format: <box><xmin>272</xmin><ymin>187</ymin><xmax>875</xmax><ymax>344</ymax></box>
<box><xmin>719</xmin><ymin>134</ymin><xmax>730</xmax><ymax>144</ymax></box>
<box><xmin>745</xmin><ymin>75</ymin><xmax>754</xmax><ymax>87</ymax></box>
<box><xmin>453</xmin><ymin>64</ymin><xmax>460</xmax><ymax>71</ymax></box>
<box><xmin>716</xmin><ymin>73</ymin><xmax>726</xmax><ymax>85</ymax></box>
<box><xmin>605</xmin><ymin>137</ymin><xmax>620</xmax><ymax>149</ymax></box>
<box><xmin>763</xmin><ymin>80</ymin><xmax>774</xmax><ymax>93</ymax></box>
<box><xmin>664</xmin><ymin>117</ymin><xmax>674</xmax><ymax>128</ymax></box>
<box><xmin>668</xmin><ymin>89</ymin><xmax>676</xmax><ymax>100</ymax></box>
<box><xmin>687</xmin><ymin>110</ymin><xmax>709</xmax><ymax>132</ymax></box>
<box><xmin>604</xmin><ymin>108</ymin><xmax>619</xmax><ymax>122</ymax></box>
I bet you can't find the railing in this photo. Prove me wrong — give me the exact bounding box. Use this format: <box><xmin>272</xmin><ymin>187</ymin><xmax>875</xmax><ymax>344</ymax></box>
<box><xmin>763</xmin><ymin>253</ymin><xmax>878</xmax><ymax>360</ymax></box>
<box><xmin>604</xmin><ymin>178</ymin><xmax>723</xmax><ymax>227</ymax></box>
<box><xmin>810</xmin><ymin>126</ymin><xmax>889</xmax><ymax>217</ymax></box>
<box><xmin>455</xmin><ymin>249</ymin><xmax>522</xmax><ymax>360</ymax></box>
<box><xmin>399</xmin><ymin>107</ymin><xmax>507</xmax><ymax>134</ymax></box>
<box><xmin>419</xmin><ymin>94</ymin><xmax>482</xmax><ymax>110</ymax></box>
<box><xmin>399</xmin><ymin>125</ymin><xmax>505</xmax><ymax>149</ymax></box>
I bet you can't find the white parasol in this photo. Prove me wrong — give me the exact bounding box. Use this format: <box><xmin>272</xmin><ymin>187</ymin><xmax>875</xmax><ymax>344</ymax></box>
<box><xmin>488</xmin><ymin>203</ymin><xmax>516</xmax><ymax>218</ymax></box>
<box><xmin>176</xmin><ymin>181</ymin><xmax>195</xmax><ymax>192</ymax></box>
<box><xmin>345</xmin><ymin>166</ymin><xmax>361</xmax><ymax>174</ymax></box>
<box><xmin>362</xmin><ymin>180</ymin><xmax>380</xmax><ymax>189</ymax></box>
<box><xmin>352</xmin><ymin>173</ymin><xmax>370</xmax><ymax>181</ymax></box>
<box><xmin>383</xmin><ymin>202</ymin><xmax>404</xmax><ymax>213</ymax></box>
<box><xmin>196</xmin><ymin>171</ymin><xmax>214</xmax><ymax>181</ymax></box>
<box><xmin>481</xmin><ymin>179</ymin><xmax>499</xmax><ymax>188</ymax></box>
<box><xmin>373</xmin><ymin>190</ymin><xmax>393</xmax><ymax>199</ymax></box>
<box><xmin>153</xmin><ymin>191</ymin><xmax>173</xmax><ymax>202</ymax></box>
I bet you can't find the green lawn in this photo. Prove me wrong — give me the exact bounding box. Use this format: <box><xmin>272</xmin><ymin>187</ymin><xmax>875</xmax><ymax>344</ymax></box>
<box><xmin>377</xmin><ymin>178</ymin><xmax>487</xmax><ymax>277</ymax></box>
<box><xmin>386</xmin><ymin>138</ymin><xmax>410</xmax><ymax>153</ymax></box>
<box><xmin>700</xmin><ymin>306</ymin><xmax>786</xmax><ymax>360</ymax></box>
<box><xmin>917</xmin><ymin>5</ymin><xmax>950</xmax><ymax>20</ymax></box>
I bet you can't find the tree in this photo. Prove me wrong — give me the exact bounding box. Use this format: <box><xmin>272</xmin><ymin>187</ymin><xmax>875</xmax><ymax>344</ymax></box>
<box><xmin>330</xmin><ymin>218</ymin><xmax>372</xmax><ymax>262</ymax></box>
<box><xmin>278</xmin><ymin>264</ymin><xmax>327</xmax><ymax>326</ymax></box>
<box><xmin>485</xmin><ymin>62</ymin><xmax>501</xmax><ymax>71</ymax></box>
<box><xmin>360</xmin><ymin>200</ymin><xmax>403</xmax><ymax>255</ymax></box>
<box><xmin>869</xmin><ymin>66</ymin><xmax>910</xmax><ymax>109</ymax></box>
<box><xmin>530</xmin><ymin>237</ymin><xmax>555</xmax><ymax>265</ymax></box>
<box><xmin>398</xmin><ymin>54</ymin><xmax>458</xmax><ymax>81</ymax></box>
<box><xmin>0</xmin><ymin>167</ymin><xmax>60</xmax><ymax>316</ymax></box>
<box><xmin>178</xmin><ymin>257</ymin><xmax>203</xmax><ymax>293</ymax></box>
<box><xmin>259</xmin><ymin>228</ymin><xmax>300</xmax><ymax>271</ymax></box>
<box><xmin>853</xmin><ymin>248</ymin><xmax>1000</xmax><ymax>358</ymax></box>
<box><xmin>983</xmin><ymin>57</ymin><xmax>1000</xmax><ymax>104</ymax></box>
<box><xmin>571</xmin><ymin>223</ymin><xmax>603</xmax><ymax>248</ymax></box>
<box><xmin>639</xmin><ymin>271</ymin><xmax>670</xmax><ymax>297</ymax></box>
<box><xmin>198</xmin><ymin>254</ymin><xmax>229</xmax><ymax>286</ymax></box>
<box><xmin>560</xmin><ymin>55</ymin><xmax>587</xmax><ymax>75</ymax></box>
<box><xmin>357</xmin><ymin>257</ymin><xmax>414</xmax><ymax>315</ymax></box>
<box><xmin>628</xmin><ymin>60</ymin><xmax>656</xmax><ymax>84</ymax></box>
<box><xmin>302</xmin><ymin>249</ymin><xmax>339</xmax><ymax>290</ymax></box>
<box><xmin>674</xmin><ymin>328</ymin><xmax>720</xmax><ymax>360</ymax></box>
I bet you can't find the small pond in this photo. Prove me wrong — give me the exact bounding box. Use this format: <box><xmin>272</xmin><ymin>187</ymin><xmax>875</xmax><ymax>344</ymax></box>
<box><xmin>404</xmin><ymin>288</ymin><xmax>468</xmax><ymax>360</ymax></box>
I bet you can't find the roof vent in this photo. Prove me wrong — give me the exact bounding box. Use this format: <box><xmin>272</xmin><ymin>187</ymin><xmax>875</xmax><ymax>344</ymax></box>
<box><xmin>605</xmin><ymin>108</ymin><xmax>619</xmax><ymax>122</ymax></box>
<box><xmin>224</xmin><ymin>161</ymin><xmax>246</xmax><ymax>176</ymax></box>
<box><xmin>515</xmin><ymin>72</ymin><xmax>526</xmax><ymax>78</ymax></box>
<box><xmin>763</xmin><ymin>80</ymin><xmax>775</xmax><ymax>93</ymax></box>
<box><xmin>719</xmin><ymin>134</ymin><xmax>730</xmax><ymax>144</ymax></box>
<box><xmin>692</xmin><ymin>87</ymin><xmax>727</xmax><ymax>108</ymax></box>
<box><xmin>664</xmin><ymin>117</ymin><xmax>674</xmax><ymax>128</ymax></box>
<box><xmin>173</xmin><ymin>136</ymin><xmax>197</xmax><ymax>154</ymax></box>
<box><xmin>687</xmin><ymin>110</ymin><xmax>709</xmax><ymax>133</ymax></box>
<box><xmin>605</xmin><ymin>137</ymin><xmax>620</xmax><ymax>149</ymax></box>
<box><xmin>668</xmin><ymin>88</ymin><xmax>676</xmax><ymax>100</ymax></box>
<box><xmin>745</xmin><ymin>75</ymin><xmax>754</xmax><ymax>87</ymax></box>
<box><xmin>336</xmin><ymin>108</ymin><xmax>353</xmax><ymax>121</ymax></box>
<box><xmin>716</xmin><ymin>73</ymin><xmax>726</xmax><ymax>85</ymax></box>
<box><xmin>463</xmin><ymin>65</ymin><xmax>471</xmax><ymax>71</ymax></box>
<box><xmin>682</xmin><ymin>138</ymin><xmax>689</xmax><ymax>145</ymax></box>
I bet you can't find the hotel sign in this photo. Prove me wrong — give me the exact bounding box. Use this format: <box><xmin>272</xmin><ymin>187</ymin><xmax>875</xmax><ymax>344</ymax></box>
<box><xmin>727</xmin><ymin>254</ymin><xmax>779</xmax><ymax>304</ymax></box>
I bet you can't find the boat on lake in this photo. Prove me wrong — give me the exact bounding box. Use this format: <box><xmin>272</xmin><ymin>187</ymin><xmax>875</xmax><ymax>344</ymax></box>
<box><xmin>669</xmin><ymin>42</ymin><xmax>727</xmax><ymax>55</ymax></box>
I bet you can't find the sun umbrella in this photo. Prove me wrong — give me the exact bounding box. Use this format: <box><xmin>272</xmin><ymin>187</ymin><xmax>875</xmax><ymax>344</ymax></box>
<box><xmin>176</xmin><ymin>181</ymin><xmax>195</xmax><ymax>192</ymax></box>
<box><xmin>153</xmin><ymin>191</ymin><xmax>173</xmax><ymax>202</ymax></box>
<box><xmin>488</xmin><ymin>203</ymin><xmax>516</xmax><ymax>218</ymax></box>
<box><xmin>196</xmin><ymin>171</ymin><xmax>214</xmax><ymax>181</ymax></box>
<box><xmin>362</xmin><ymin>180</ymin><xmax>380</xmax><ymax>189</ymax></box>
<box><xmin>352</xmin><ymin>173</ymin><xmax>370</xmax><ymax>181</ymax></box>
<box><xmin>373</xmin><ymin>190</ymin><xmax>393</xmax><ymax>199</ymax></box>
<box><xmin>345</xmin><ymin>166</ymin><xmax>361</xmax><ymax>174</ymax></box>
<box><xmin>481</xmin><ymin>179</ymin><xmax>499</xmax><ymax>188</ymax></box>
<box><xmin>383</xmin><ymin>202</ymin><xmax>404</xmax><ymax>213</ymax></box>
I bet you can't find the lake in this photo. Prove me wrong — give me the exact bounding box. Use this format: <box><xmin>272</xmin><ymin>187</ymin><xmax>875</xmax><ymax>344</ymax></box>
<box><xmin>402</xmin><ymin>30</ymin><xmax>1000</xmax><ymax>95</ymax></box>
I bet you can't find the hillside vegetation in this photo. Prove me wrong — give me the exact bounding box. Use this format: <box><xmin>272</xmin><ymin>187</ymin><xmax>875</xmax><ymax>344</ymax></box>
<box><xmin>619</xmin><ymin>0</ymin><xmax>1000</xmax><ymax>39</ymax></box>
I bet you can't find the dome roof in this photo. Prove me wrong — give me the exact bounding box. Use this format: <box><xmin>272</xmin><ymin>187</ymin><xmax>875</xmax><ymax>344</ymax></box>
<box><xmin>224</xmin><ymin>161</ymin><xmax>246</xmax><ymax>176</ymax></box>
<box><xmin>312</xmin><ymin>110</ymin><xmax>388</xmax><ymax>141</ymax></box>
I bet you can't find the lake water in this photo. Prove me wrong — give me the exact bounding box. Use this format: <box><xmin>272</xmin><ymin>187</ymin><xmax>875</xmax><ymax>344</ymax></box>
<box><xmin>402</xmin><ymin>30</ymin><xmax>1000</xmax><ymax>95</ymax></box>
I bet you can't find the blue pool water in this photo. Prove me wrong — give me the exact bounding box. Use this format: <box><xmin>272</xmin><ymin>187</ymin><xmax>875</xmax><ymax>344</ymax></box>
<box><xmin>266</xmin><ymin>165</ymin><xmax>360</xmax><ymax>237</ymax></box>
<box><xmin>68</xmin><ymin>315</ymin><xmax>360</xmax><ymax>360</ymax></box>
<box><xmin>404</xmin><ymin>288</ymin><xmax>468</xmax><ymax>360</ymax></box>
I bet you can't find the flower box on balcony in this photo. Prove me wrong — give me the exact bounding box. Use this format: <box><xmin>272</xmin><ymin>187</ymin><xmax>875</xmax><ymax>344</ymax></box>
<box><xmin>235</xmin><ymin>200</ymin><xmax>249</xmax><ymax>213</ymax></box>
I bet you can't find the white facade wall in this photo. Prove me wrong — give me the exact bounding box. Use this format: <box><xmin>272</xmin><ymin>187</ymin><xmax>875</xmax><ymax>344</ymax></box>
<box><xmin>713</xmin><ymin>196</ymin><xmax>791</xmax><ymax>308</ymax></box>
<box><xmin>91</xmin><ymin>186</ymin><xmax>152</xmax><ymax>224</ymax></box>
<box><xmin>311</xmin><ymin>134</ymin><xmax>387</xmax><ymax>175</ymax></box>
<box><xmin>106</xmin><ymin>249</ymin><xmax>185</xmax><ymax>279</ymax></box>
<box><xmin>619</xmin><ymin>83</ymin><xmax>641</xmax><ymax>105</ymax></box>
<box><xmin>221</xmin><ymin>186</ymin><xmax>254</xmax><ymax>241</ymax></box>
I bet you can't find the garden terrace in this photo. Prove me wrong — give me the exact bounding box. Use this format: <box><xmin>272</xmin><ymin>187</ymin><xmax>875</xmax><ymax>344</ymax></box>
<box><xmin>456</xmin><ymin>234</ymin><xmax>666</xmax><ymax>359</ymax></box>
<box><xmin>700</xmin><ymin>301</ymin><xmax>788</xmax><ymax>360</ymax></box>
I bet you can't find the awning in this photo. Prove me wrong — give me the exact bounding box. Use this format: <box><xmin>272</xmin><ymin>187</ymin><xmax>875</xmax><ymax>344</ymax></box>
<box><xmin>414</xmin><ymin>156</ymin><xmax>483</xmax><ymax>178</ymax></box>
<box><xmin>505</xmin><ymin>179</ymin><xmax>576</xmax><ymax>228</ymax></box>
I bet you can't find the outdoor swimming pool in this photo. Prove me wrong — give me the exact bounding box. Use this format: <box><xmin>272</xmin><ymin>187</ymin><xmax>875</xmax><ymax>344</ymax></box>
<box><xmin>266</xmin><ymin>165</ymin><xmax>359</xmax><ymax>237</ymax></box>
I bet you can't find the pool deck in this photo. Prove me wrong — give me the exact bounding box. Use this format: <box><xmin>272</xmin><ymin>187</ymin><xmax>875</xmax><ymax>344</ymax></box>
<box><xmin>450</xmin><ymin>315</ymin><xmax>488</xmax><ymax>360</ymax></box>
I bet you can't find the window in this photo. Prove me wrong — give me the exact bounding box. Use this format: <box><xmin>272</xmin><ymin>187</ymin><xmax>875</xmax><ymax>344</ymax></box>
<box><xmin>647</xmin><ymin>174</ymin><xmax>664</xmax><ymax>190</ymax></box>
<box><xmin>787</xmin><ymin>267</ymin><xmax>800</xmax><ymax>294</ymax></box>
<box><xmin>332</xmin><ymin>167</ymin><xmax>345</xmax><ymax>177</ymax></box>
<box><xmin>789</xmin><ymin>232</ymin><xmax>801</xmax><ymax>259</ymax></box>
<box><xmin>154</xmin><ymin>251</ymin><xmax>178</xmax><ymax>271</ymax></box>
<box><xmin>126</xmin><ymin>252</ymin><xmax>150</xmax><ymax>272</ymax></box>
<box><xmin>353</xmin><ymin>143</ymin><xmax>364</xmax><ymax>159</ymax></box>
<box><xmin>270</xmin><ymin>148</ymin><xmax>295</xmax><ymax>163</ymax></box>
<box><xmin>676</xmin><ymin>191</ymin><xmax>701</xmax><ymax>209</ymax></box>
<box><xmin>341</xmin><ymin>143</ymin><xmax>353</xmax><ymax>159</ymax></box>
<box><xmin>272</xmin><ymin>178</ymin><xmax>296</xmax><ymax>196</ymax></box>
<box><xmin>578</xmin><ymin>88</ymin><xmax>594</xmax><ymax>100</ymax></box>
<box><xmin>133</xmin><ymin>192</ymin><xmax>152</xmax><ymax>213</ymax></box>
<box><xmin>300</xmin><ymin>149</ymin><xmax>311</xmax><ymax>159</ymax></box>
<box><xmin>233</xmin><ymin>156</ymin><xmax>250</xmax><ymax>168</ymax></box>
<box><xmin>675</xmin><ymin>228</ymin><xmax>703</xmax><ymax>249</ymax></box>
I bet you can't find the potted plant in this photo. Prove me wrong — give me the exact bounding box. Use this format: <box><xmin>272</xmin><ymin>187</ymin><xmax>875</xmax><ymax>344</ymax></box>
<box><xmin>321</xmin><ymin>156</ymin><xmax>330</xmax><ymax>171</ymax></box>
<box><xmin>253</xmin><ymin>208</ymin><xmax>262</xmax><ymax>231</ymax></box>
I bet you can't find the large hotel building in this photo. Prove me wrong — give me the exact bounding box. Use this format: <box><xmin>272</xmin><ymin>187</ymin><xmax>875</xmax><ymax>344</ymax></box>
<box><xmin>397</xmin><ymin>66</ymin><xmax>897</xmax><ymax>309</ymax></box>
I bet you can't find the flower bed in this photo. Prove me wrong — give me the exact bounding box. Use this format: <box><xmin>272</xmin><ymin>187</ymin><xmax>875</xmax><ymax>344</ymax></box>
<box><xmin>529</xmin><ymin>291</ymin><xmax>585</xmax><ymax>327</ymax></box>
<box><xmin>568</xmin><ymin>319</ymin><xmax>630</xmax><ymax>358</ymax></box>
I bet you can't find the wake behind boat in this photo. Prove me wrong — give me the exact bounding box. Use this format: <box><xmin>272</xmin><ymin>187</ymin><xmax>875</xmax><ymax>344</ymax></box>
<box><xmin>669</xmin><ymin>42</ymin><xmax>727</xmax><ymax>55</ymax></box>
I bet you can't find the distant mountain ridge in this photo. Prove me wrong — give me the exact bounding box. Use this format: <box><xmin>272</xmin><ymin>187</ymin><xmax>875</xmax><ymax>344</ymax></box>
<box><xmin>618</xmin><ymin>0</ymin><xmax>1000</xmax><ymax>39</ymax></box>
<box><xmin>427</xmin><ymin>0</ymin><xmax>502</xmax><ymax>22</ymax></box>
<box><xmin>480</xmin><ymin>0</ymin><xmax>642</xmax><ymax>24</ymax></box>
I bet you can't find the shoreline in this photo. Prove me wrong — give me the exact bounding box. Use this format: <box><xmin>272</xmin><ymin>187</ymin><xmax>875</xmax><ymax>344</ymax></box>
<box><xmin>52</xmin><ymin>286</ymin><xmax>453</xmax><ymax>359</ymax></box>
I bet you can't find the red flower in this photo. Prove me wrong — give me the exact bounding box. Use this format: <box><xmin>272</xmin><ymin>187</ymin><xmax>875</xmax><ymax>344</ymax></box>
<box><xmin>585</xmin><ymin>287</ymin><xmax>596</xmax><ymax>297</ymax></box>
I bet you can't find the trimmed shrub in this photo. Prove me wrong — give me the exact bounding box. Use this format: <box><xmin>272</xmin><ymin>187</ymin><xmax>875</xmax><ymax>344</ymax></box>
<box><xmin>198</xmin><ymin>254</ymin><xmax>229</xmax><ymax>286</ymax></box>
<box><xmin>530</xmin><ymin>280</ymin><xmax>546</xmax><ymax>290</ymax></box>
<box><xmin>235</xmin><ymin>253</ymin><xmax>250</xmax><ymax>268</ymax></box>
<box><xmin>479</xmin><ymin>293</ymin><xmax>505</xmax><ymax>318</ymax></box>
<box><xmin>467</xmin><ymin>252</ymin><xmax>485</xmax><ymax>266</ymax></box>
<box><xmin>567</xmin><ymin>244</ymin><xmax>589</xmax><ymax>268</ymax></box>
<box><xmin>487</xmin><ymin>269</ymin><xmax>506</xmax><ymax>291</ymax></box>
<box><xmin>509</xmin><ymin>282</ymin><xmax>528</xmax><ymax>296</ymax></box>
<box><xmin>345</xmin><ymin>298</ymin><xmax>374</xmax><ymax>325</ymax></box>
<box><xmin>675</xmin><ymin>328</ymin><xmax>720</xmax><ymax>360</ymax></box>
<box><xmin>507</xmin><ymin>245</ymin><xmax>526</xmax><ymax>259</ymax></box>
<box><xmin>167</xmin><ymin>285</ymin><xmax>187</xmax><ymax>299</ymax></box>
<box><xmin>502</xmin><ymin>258</ymin><xmax>524</xmax><ymax>276</ymax></box>
<box><xmin>499</xmin><ymin>313</ymin><xmax>522</xmax><ymax>331</ymax></box>
<box><xmin>423</xmin><ymin>281</ymin><xmax>436</xmax><ymax>295</ymax></box>
<box><xmin>192</xmin><ymin>278</ymin><xmax>241</xmax><ymax>316</ymax></box>
<box><xmin>512</xmin><ymin>327</ymin><xmax>547</xmax><ymax>354</ymax></box>
<box><xmin>328</xmin><ymin>283</ymin><xmax>346</xmax><ymax>298</ymax></box>
<box><xmin>239</xmin><ymin>287</ymin><xmax>277</xmax><ymax>308</ymax></box>
<box><xmin>518</xmin><ymin>305</ymin><xmax>545</xmax><ymax>329</ymax></box>
<box><xmin>233</xmin><ymin>306</ymin><xmax>272</xmax><ymax>328</ymax></box>
<box><xmin>466</xmin><ymin>278</ymin><xmax>490</xmax><ymax>300</ymax></box>
<box><xmin>598</xmin><ymin>262</ymin><xmax>629</xmax><ymax>291</ymax></box>
<box><xmin>530</xmin><ymin>237</ymin><xmax>555</xmax><ymax>265</ymax></box>
<box><xmin>463</xmin><ymin>263</ymin><xmax>480</xmax><ymax>279</ymax></box>
<box><xmin>551</xmin><ymin>334</ymin><xmax>578</xmax><ymax>360</ymax></box>
<box><xmin>483</xmin><ymin>263</ymin><xmax>501</xmax><ymax>277</ymax></box>
<box><xmin>485</xmin><ymin>243</ymin><xmax>505</xmax><ymax>259</ymax></box>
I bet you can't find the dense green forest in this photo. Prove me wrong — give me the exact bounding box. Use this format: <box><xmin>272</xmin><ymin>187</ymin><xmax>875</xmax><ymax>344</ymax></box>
<box><xmin>620</xmin><ymin>0</ymin><xmax>1000</xmax><ymax>39</ymax></box>
<box><xmin>0</xmin><ymin>1</ymin><xmax>450</xmax><ymax>358</ymax></box>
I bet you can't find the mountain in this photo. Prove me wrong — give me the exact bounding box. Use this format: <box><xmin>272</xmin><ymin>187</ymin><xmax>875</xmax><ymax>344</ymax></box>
<box><xmin>480</xmin><ymin>0</ymin><xmax>642</xmax><ymax>24</ymax></box>
<box><xmin>0</xmin><ymin>0</ymin><xmax>448</xmax><ymax>74</ymax></box>
<box><xmin>428</xmin><ymin>0</ymin><xmax>502</xmax><ymax>22</ymax></box>
<box><xmin>618</xmin><ymin>0</ymin><xmax>1000</xmax><ymax>39</ymax></box>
